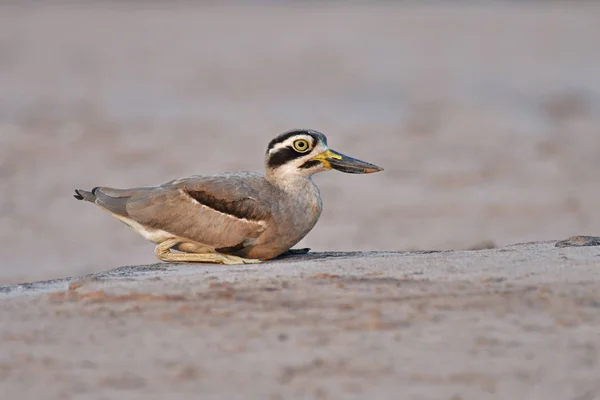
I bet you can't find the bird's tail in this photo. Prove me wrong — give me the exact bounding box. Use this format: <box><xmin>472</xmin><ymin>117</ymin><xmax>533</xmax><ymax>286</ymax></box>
<box><xmin>74</xmin><ymin>186</ymin><xmax>143</xmax><ymax>217</ymax></box>
<box><xmin>73</xmin><ymin>187</ymin><xmax>100</xmax><ymax>202</ymax></box>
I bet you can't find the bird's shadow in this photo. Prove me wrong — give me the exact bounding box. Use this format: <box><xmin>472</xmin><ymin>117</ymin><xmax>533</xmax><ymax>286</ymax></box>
<box><xmin>272</xmin><ymin>248</ymin><xmax>444</xmax><ymax>263</ymax></box>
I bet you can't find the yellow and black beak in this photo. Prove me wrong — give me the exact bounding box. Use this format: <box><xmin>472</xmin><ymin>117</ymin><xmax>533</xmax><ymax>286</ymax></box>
<box><xmin>311</xmin><ymin>149</ymin><xmax>383</xmax><ymax>174</ymax></box>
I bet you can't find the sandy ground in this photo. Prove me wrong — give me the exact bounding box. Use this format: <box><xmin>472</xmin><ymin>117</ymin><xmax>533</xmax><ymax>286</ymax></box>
<box><xmin>1</xmin><ymin>3</ymin><xmax>600</xmax><ymax>283</ymax></box>
<box><xmin>1</xmin><ymin>240</ymin><xmax>600</xmax><ymax>399</ymax></box>
<box><xmin>1</xmin><ymin>3</ymin><xmax>600</xmax><ymax>399</ymax></box>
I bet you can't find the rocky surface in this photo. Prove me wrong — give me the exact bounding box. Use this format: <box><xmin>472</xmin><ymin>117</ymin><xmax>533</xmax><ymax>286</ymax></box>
<box><xmin>1</xmin><ymin>240</ymin><xmax>599</xmax><ymax>399</ymax></box>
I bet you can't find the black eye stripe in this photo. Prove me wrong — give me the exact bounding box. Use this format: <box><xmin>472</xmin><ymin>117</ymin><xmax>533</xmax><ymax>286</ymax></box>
<box><xmin>267</xmin><ymin>147</ymin><xmax>306</xmax><ymax>169</ymax></box>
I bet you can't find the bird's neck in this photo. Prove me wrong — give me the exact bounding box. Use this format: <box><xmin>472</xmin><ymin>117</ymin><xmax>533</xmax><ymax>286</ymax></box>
<box><xmin>265</xmin><ymin>171</ymin><xmax>318</xmax><ymax>194</ymax></box>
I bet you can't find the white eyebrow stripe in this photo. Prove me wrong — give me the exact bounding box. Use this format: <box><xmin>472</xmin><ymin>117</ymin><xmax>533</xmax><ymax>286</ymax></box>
<box><xmin>267</xmin><ymin>134</ymin><xmax>315</xmax><ymax>154</ymax></box>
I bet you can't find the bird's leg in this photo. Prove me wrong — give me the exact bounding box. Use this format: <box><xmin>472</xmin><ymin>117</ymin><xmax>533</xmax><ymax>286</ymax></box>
<box><xmin>155</xmin><ymin>239</ymin><xmax>261</xmax><ymax>265</ymax></box>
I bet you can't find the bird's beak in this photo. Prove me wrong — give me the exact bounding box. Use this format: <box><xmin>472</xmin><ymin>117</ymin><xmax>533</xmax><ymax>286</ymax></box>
<box><xmin>311</xmin><ymin>149</ymin><xmax>383</xmax><ymax>174</ymax></box>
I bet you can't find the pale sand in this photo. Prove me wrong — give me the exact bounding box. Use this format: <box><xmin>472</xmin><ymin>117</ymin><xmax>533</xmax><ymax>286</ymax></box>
<box><xmin>1</xmin><ymin>240</ymin><xmax>600</xmax><ymax>399</ymax></box>
<box><xmin>2</xmin><ymin>3</ymin><xmax>600</xmax><ymax>283</ymax></box>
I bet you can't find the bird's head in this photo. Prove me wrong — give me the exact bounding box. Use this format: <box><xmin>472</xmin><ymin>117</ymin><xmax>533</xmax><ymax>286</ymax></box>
<box><xmin>264</xmin><ymin>129</ymin><xmax>383</xmax><ymax>183</ymax></box>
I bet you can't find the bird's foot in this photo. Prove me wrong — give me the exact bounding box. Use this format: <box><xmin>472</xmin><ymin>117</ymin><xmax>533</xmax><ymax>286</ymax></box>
<box><xmin>155</xmin><ymin>239</ymin><xmax>262</xmax><ymax>265</ymax></box>
<box><xmin>221</xmin><ymin>254</ymin><xmax>263</xmax><ymax>265</ymax></box>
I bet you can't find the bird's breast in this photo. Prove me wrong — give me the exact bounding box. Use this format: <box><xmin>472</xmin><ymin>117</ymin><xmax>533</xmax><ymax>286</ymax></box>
<box><xmin>278</xmin><ymin>181</ymin><xmax>322</xmax><ymax>236</ymax></box>
<box><xmin>243</xmin><ymin>178</ymin><xmax>323</xmax><ymax>260</ymax></box>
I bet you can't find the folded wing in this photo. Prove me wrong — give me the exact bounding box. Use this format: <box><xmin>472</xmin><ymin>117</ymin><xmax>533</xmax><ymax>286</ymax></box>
<box><xmin>110</xmin><ymin>173</ymin><xmax>273</xmax><ymax>250</ymax></box>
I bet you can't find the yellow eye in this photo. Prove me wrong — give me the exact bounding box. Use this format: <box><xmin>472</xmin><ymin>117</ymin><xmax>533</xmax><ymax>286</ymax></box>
<box><xmin>293</xmin><ymin>139</ymin><xmax>311</xmax><ymax>153</ymax></box>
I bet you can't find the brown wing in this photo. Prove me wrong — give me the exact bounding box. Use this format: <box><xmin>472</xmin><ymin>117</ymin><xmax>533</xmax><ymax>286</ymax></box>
<box><xmin>124</xmin><ymin>173</ymin><xmax>273</xmax><ymax>249</ymax></box>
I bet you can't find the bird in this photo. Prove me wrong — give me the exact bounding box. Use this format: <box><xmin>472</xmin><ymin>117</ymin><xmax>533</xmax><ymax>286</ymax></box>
<box><xmin>74</xmin><ymin>129</ymin><xmax>383</xmax><ymax>265</ymax></box>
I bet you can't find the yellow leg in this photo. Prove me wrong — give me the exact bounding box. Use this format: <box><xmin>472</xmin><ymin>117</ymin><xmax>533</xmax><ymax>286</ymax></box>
<box><xmin>155</xmin><ymin>239</ymin><xmax>261</xmax><ymax>265</ymax></box>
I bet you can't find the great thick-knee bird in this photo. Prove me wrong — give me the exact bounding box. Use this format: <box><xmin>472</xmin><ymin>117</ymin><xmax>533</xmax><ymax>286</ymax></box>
<box><xmin>74</xmin><ymin>129</ymin><xmax>383</xmax><ymax>264</ymax></box>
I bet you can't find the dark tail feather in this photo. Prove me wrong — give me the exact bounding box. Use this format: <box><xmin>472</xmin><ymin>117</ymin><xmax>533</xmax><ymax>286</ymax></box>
<box><xmin>75</xmin><ymin>186</ymin><xmax>131</xmax><ymax>216</ymax></box>
<box><xmin>73</xmin><ymin>187</ymin><xmax>100</xmax><ymax>202</ymax></box>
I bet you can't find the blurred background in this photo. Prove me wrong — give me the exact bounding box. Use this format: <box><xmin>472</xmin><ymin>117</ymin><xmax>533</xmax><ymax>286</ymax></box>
<box><xmin>1</xmin><ymin>2</ymin><xmax>599</xmax><ymax>283</ymax></box>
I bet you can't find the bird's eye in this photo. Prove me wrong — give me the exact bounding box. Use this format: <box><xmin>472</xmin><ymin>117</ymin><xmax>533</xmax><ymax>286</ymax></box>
<box><xmin>293</xmin><ymin>139</ymin><xmax>311</xmax><ymax>153</ymax></box>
